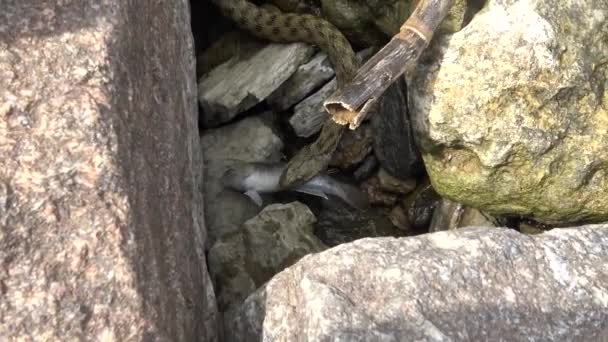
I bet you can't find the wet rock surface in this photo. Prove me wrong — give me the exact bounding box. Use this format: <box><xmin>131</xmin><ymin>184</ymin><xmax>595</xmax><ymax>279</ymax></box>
<box><xmin>225</xmin><ymin>224</ymin><xmax>608</xmax><ymax>341</ymax></box>
<box><xmin>409</xmin><ymin>0</ymin><xmax>608</xmax><ymax>224</ymax></box>
<box><xmin>1</xmin><ymin>1</ymin><xmax>217</xmax><ymax>340</ymax></box>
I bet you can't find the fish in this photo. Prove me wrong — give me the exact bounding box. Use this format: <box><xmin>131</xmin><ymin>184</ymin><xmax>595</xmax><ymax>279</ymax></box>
<box><xmin>221</xmin><ymin>162</ymin><xmax>369</xmax><ymax>210</ymax></box>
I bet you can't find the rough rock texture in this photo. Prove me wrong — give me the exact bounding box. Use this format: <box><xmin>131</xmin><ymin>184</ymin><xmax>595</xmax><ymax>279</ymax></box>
<box><xmin>208</xmin><ymin>202</ymin><xmax>326</xmax><ymax>311</ymax></box>
<box><xmin>429</xmin><ymin>199</ymin><xmax>496</xmax><ymax>232</ymax></box>
<box><xmin>199</xmin><ymin>42</ymin><xmax>314</xmax><ymax>127</ymax></box>
<box><xmin>388</xmin><ymin>204</ymin><xmax>411</xmax><ymax>231</ymax></box>
<box><xmin>0</xmin><ymin>1</ymin><xmax>217</xmax><ymax>340</ymax></box>
<box><xmin>290</xmin><ymin>78</ymin><xmax>337</xmax><ymax>137</ymax></box>
<box><xmin>289</xmin><ymin>47</ymin><xmax>374</xmax><ymax>137</ymax></box>
<box><xmin>267</xmin><ymin>51</ymin><xmax>334</xmax><ymax>110</ymax></box>
<box><xmin>200</xmin><ymin>116</ymin><xmax>283</xmax><ymax>244</ymax></box>
<box><xmin>408</xmin><ymin>0</ymin><xmax>608</xmax><ymax>224</ymax></box>
<box><xmin>439</xmin><ymin>0</ymin><xmax>485</xmax><ymax>33</ymax></box>
<box><xmin>225</xmin><ymin>224</ymin><xmax>608</xmax><ymax>341</ymax></box>
<box><xmin>315</xmin><ymin>200</ymin><xmax>406</xmax><ymax>247</ymax></box>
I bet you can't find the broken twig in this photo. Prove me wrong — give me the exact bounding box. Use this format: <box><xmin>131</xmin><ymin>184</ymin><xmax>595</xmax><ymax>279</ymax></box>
<box><xmin>324</xmin><ymin>0</ymin><xmax>455</xmax><ymax>129</ymax></box>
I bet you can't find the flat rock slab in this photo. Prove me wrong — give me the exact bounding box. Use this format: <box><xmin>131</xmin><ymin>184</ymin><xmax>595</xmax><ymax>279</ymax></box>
<box><xmin>267</xmin><ymin>51</ymin><xmax>335</xmax><ymax>111</ymax></box>
<box><xmin>226</xmin><ymin>225</ymin><xmax>608</xmax><ymax>341</ymax></box>
<box><xmin>200</xmin><ymin>117</ymin><xmax>284</xmax><ymax>244</ymax></box>
<box><xmin>198</xmin><ymin>43</ymin><xmax>314</xmax><ymax>127</ymax></box>
<box><xmin>372</xmin><ymin>78</ymin><xmax>423</xmax><ymax>179</ymax></box>
<box><xmin>0</xmin><ymin>1</ymin><xmax>217</xmax><ymax>340</ymax></box>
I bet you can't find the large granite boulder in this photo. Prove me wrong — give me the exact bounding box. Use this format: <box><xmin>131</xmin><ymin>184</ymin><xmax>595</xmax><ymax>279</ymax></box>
<box><xmin>0</xmin><ymin>1</ymin><xmax>217</xmax><ymax>340</ymax></box>
<box><xmin>225</xmin><ymin>224</ymin><xmax>608</xmax><ymax>341</ymax></box>
<box><xmin>408</xmin><ymin>0</ymin><xmax>608</xmax><ymax>224</ymax></box>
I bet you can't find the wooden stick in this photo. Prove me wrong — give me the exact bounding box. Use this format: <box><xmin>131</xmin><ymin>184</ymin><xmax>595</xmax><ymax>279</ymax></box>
<box><xmin>324</xmin><ymin>0</ymin><xmax>455</xmax><ymax>129</ymax></box>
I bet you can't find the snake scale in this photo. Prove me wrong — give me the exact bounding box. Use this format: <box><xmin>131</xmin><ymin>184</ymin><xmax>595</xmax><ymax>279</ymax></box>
<box><xmin>210</xmin><ymin>0</ymin><xmax>359</xmax><ymax>187</ymax></box>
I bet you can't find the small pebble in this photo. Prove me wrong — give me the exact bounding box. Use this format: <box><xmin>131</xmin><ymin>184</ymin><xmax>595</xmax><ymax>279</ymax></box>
<box><xmin>389</xmin><ymin>205</ymin><xmax>412</xmax><ymax>231</ymax></box>
<box><xmin>377</xmin><ymin>168</ymin><xmax>416</xmax><ymax>194</ymax></box>
<box><xmin>361</xmin><ymin>177</ymin><xmax>398</xmax><ymax>206</ymax></box>
<box><xmin>353</xmin><ymin>155</ymin><xmax>378</xmax><ymax>182</ymax></box>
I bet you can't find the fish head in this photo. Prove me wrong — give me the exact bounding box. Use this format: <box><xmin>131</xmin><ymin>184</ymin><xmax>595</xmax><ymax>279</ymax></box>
<box><xmin>221</xmin><ymin>162</ymin><xmax>283</xmax><ymax>193</ymax></box>
<box><xmin>220</xmin><ymin>165</ymin><xmax>254</xmax><ymax>191</ymax></box>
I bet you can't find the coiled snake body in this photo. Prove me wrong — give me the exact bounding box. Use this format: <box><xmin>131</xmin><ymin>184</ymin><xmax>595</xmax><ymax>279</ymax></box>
<box><xmin>210</xmin><ymin>0</ymin><xmax>357</xmax><ymax>84</ymax></box>
<box><xmin>210</xmin><ymin>0</ymin><xmax>359</xmax><ymax>186</ymax></box>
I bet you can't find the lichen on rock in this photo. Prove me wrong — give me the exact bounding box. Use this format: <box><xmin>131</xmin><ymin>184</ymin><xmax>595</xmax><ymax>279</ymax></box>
<box><xmin>408</xmin><ymin>0</ymin><xmax>608</xmax><ymax>224</ymax></box>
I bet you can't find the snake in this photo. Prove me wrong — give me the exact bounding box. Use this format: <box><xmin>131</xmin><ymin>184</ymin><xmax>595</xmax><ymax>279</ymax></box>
<box><xmin>210</xmin><ymin>0</ymin><xmax>359</xmax><ymax>187</ymax></box>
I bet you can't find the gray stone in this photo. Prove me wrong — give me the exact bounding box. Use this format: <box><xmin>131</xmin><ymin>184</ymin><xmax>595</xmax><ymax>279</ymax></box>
<box><xmin>199</xmin><ymin>43</ymin><xmax>314</xmax><ymax>127</ymax></box>
<box><xmin>408</xmin><ymin>0</ymin><xmax>608</xmax><ymax>224</ymax></box>
<box><xmin>429</xmin><ymin>198</ymin><xmax>497</xmax><ymax>232</ymax></box>
<box><xmin>439</xmin><ymin>0</ymin><xmax>484</xmax><ymax>33</ymax></box>
<box><xmin>290</xmin><ymin>78</ymin><xmax>337</xmax><ymax>138</ymax></box>
<box><xmin>267</xmin><ymin>51</ymin><xmax>335</xmax><ymax>110</ymax></box>
<box><xmin>0</xmin><ymin>1</ymin><xmax>217</xmax><ymax>340</ymax></box>
<box><xmin>201</xmin><ymin>116</ymin><xmax>284</xmax><ymax>244</ymax></box>
<box><xmin>315</xmin><ymin>199</ymin><xmax>407</xmax><ymax>247</ymax></box>
<box><xmin>208</xmin><ymin>202</ymin><xmax>326</xmax><ymax>311</ymax></box>
<box><xmin>225</xmin><ymin>224</ymin><xmax>608</xmax><ymax>341</ymax></box>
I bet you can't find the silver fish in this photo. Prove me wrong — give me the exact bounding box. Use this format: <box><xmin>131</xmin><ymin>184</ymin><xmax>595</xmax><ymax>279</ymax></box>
<box><xmin>221</xmin><ymin>162</ymin><xmax>369</xmax><ymax>210</ymax></box>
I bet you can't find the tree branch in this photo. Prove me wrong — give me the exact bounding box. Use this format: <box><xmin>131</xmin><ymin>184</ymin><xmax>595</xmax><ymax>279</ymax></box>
<box><xmin>324</xmin><ymin>0</ymin><xmax>455</xmax><ymax>129</ymax></box>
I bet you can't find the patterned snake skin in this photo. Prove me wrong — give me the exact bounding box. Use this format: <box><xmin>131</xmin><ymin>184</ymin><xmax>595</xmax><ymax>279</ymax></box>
<box><xmin>211</xmin><ymin>0</ymin><xmax>360</xmax><ymax>187</ymax></box>
<box><xmin>210</xmin><ymin>0</ymin><xmax>358</xmax><ymax>85</ymax></box>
